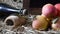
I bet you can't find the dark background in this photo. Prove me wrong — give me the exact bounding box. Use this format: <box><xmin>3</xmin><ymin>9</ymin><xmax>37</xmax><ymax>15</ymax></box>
<box><xmin>30</xmin><ymin>0</ymin><xmax>60</xmax><ymax>8</ymax></box>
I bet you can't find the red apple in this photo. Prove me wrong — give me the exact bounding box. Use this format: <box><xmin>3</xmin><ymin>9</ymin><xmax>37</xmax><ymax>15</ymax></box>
<box><xmin>55</xmin><ymin>3</ymin><xmax>60</xmax><ymax>17</ymax></box>
<box><xmin>42</xmin><ymin>4</ymin><xmax>57</xmax><ymax>18</ymax></box>
<box><xmin>52</xmin><ymin>17</ymin><xmax>60</xmax><ymax>31</ymax></box>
